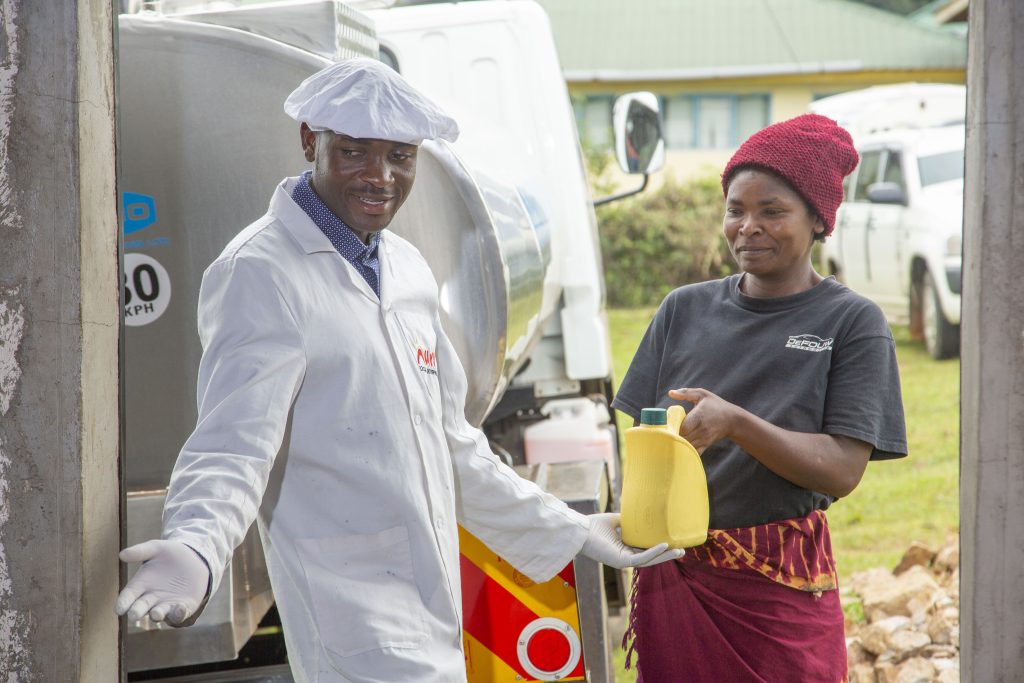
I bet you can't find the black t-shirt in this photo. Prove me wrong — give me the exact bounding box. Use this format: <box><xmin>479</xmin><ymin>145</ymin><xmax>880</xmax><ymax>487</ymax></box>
<box><xmin>612</xmin><ymin>275</ymin><xmax>908</xmax><ymax>529</ymax></box>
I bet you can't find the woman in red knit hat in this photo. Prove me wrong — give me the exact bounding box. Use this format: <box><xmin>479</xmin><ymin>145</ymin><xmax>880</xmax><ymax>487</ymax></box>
<box><xmin>613</xmin><ymin>113</ymin><xmax>908</xmax><ymax>682</ymax></box>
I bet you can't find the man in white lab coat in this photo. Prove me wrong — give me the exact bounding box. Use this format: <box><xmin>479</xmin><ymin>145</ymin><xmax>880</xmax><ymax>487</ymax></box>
<box><xmin>115</xmin><ymin>58</ymin><xmax>679</xmax><ymax>683</ymax></box>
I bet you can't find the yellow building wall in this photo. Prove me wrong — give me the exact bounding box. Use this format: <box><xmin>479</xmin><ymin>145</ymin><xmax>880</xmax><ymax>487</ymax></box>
<box><xmin>576</xmin><ymin>69</ymin><xmax>965</xmax><ymax>188</ymax></box>
<box><xmin>771</xmin><ymin>86</ymin><xmax>815</xmax><ymax>121</ymax></box>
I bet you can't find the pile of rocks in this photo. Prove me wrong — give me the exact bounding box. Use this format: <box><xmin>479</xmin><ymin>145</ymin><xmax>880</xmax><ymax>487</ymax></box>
<box><xmin>844</xmin><ymin>540</ymin><xmax>960</xmax><ymax>683</ymax></box>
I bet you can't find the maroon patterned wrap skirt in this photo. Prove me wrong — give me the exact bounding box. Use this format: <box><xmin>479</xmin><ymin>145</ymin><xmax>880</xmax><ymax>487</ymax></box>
<box><xmin>624</xmin><ymin>510</ymin><xmax>848</xmax><ymax>683</ymax></box>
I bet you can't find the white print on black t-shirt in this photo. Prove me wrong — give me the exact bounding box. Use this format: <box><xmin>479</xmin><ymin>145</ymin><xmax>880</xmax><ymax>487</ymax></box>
<box><xmin>785</xmin><ymin>334</ymin><xmax>834</xmax><ymax>352</ymax></box>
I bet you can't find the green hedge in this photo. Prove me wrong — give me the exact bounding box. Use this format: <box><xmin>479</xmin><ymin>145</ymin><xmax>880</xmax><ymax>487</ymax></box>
<box><xmin>595</xmin><ymin>172</ymin><xmax>737</xmax><ymax>308</ymax></box>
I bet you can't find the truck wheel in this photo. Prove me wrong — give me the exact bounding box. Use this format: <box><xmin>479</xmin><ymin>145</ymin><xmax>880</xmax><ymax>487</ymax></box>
<box><xmin>922</xmin><ymin>270</ymin><xmax>959</xmax><ymax>360</ymax></box>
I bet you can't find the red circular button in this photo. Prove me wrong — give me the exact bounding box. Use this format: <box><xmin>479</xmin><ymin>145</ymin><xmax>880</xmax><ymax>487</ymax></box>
<box><xmin>525</xmin><ymin>627</ymin><xmax>571</xmax><ymax>673</ymax></box>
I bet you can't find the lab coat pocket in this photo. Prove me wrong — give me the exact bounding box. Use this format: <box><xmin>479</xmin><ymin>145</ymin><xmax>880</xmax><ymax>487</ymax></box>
<box><xmin>296</xmin><ymin>526</ymin><xmax>427</xmax><ymax>658</ymax></box>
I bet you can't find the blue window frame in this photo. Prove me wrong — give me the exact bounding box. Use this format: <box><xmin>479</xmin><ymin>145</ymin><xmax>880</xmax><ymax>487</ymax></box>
<box><xmin>663</xmin><ymin>94</ymin><xmax>771</xmax><ymax>150</ymax></box>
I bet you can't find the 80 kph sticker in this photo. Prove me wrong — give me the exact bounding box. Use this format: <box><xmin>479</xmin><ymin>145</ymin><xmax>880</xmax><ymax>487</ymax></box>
<box><xmin>124</xmin><ymin>253</ymin><xmax>171</xmax><ymax>326</ymax></box>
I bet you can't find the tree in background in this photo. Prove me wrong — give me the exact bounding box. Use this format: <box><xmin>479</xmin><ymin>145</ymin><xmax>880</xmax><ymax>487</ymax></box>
<box><xmin>594</xmin><ymin>179</ymin><xmax>735</xmax><ymax>307</ymax></box>
<box><xmin>581</xmin><ymin>142</ymin><xmax>734</xmax><ymax>308</ymax></box>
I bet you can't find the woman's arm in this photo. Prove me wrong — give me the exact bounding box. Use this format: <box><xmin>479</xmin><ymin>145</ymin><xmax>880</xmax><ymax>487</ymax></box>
<box><xmin>668</xmin><ymin>387</ymin><xmax>872</xmax><ymax>498</ymax></box>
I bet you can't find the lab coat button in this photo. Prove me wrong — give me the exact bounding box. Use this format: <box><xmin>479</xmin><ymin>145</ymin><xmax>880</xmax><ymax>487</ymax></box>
<box><xmin>414</xmin><ymin>414</ymin><xmax>422</xmax><ymax>426</ymax></box>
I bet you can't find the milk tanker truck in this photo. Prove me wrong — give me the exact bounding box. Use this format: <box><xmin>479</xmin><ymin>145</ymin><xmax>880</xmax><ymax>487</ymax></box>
<box><xmin>118</xmin><ymin>1</ymin><xmax>664</xmax><ymax>680</ymax></box>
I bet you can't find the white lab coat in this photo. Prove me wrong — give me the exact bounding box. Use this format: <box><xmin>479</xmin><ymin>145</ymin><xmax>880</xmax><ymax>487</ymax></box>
<box><xmin>162</xmin><ymin>177</ymin><xmax>590</xmax><ymax>682</ymax></box>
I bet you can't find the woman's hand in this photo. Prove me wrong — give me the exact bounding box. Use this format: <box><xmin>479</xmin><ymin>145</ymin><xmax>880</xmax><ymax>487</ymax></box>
<box><xmin>667</xmin><ymin>387</ymin><xmax>738</xmax><ymax>453</ymax></box>
<box><xmin>668</xmin><ymin>386</ymin><xmax>872</xmax><ymax>497</ymax></box>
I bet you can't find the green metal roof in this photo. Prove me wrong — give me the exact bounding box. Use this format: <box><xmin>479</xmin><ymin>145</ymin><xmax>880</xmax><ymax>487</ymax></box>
<box><xmin>534</xmin><ymin>0</ymin><xmax>967</xmax><ymax>81</ymax></box>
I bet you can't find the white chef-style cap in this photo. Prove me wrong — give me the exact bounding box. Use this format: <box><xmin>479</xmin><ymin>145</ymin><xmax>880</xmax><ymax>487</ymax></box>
<box><xmin>284</xmin><ymin>57</ymin><xmax>459</xmax><ymax>145</ymax></box>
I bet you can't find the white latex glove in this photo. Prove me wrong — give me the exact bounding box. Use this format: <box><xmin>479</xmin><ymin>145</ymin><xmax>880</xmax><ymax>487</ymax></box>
<box><xmin>115</xmin><ymin>540</ymin><xmax>211</xmax><ymax>626</ymax></box>
<box><xmin>580</xmin><ymin>513</ymin><xmax>684</xmax><ymax>568</ymax></box>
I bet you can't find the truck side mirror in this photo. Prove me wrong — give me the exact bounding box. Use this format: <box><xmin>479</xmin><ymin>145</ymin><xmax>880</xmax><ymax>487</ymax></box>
<box><xmin>613</xmin><ymin>92</ymin><xmax>665</xmax><ymax>176</ymax></box>
<box><xmin>866</xmin><ymin>181</ymin><xmax>907</xmax><ymax>205</ymax></box>
<box><xmin>594</xmin><ymin>92</ymin><xmax>665</xmax><ymax>207</ymax></box>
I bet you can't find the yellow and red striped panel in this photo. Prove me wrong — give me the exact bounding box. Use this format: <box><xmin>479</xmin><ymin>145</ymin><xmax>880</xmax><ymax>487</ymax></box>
<box><xmin>459</xmin><ymin>526</ymin><xmax>586</xmax><ymax>682</ymax></box>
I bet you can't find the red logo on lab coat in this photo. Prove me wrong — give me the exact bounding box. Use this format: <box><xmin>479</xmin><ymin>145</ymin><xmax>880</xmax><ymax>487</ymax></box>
<box><xmin>416</xmin><ymin>346</ymin><xmax>438</xmax><ymax>375</ymax></box>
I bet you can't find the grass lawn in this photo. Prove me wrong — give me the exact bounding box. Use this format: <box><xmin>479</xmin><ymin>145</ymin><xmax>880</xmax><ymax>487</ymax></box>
<box><xmin>606</xmin><ymin>308</ymin><xmax>960</xmax><ymax>681</ymax></box>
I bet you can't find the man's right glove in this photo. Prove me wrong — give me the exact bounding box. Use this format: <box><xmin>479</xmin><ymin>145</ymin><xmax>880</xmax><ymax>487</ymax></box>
<box><xmin>115</xmin><ymin>539</ymin><xmax>211</xmax><ymax>627</ymax></box>
<box><xmin>579</xmin><ymin>512</ymin><xmax>685</xmax><ymax>568</ymax></box>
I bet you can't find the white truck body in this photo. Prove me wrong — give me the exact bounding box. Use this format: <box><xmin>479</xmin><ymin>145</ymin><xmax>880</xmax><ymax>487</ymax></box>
<box><xmin>369</xmin><ymin>1</ymin><xmax>612</xmax><ymax>388</ymax></box>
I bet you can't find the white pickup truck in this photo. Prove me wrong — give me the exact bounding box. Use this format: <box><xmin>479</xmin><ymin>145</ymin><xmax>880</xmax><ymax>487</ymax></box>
<box><xmin>813</xmin><ymin>85</ymin><xmax>966</xmax><ymax>360</ymax></box>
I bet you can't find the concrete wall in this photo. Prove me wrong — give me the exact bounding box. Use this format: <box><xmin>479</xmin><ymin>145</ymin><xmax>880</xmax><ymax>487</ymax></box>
<box><xmin>960</xmin><ymin>0</ymin><xmax>1024</xmax><ymax>678</ymax></box>
<box><xmin>0</xmin><ymin>0</ymin><xmax>120</xmax><ymax>680</ymax></box>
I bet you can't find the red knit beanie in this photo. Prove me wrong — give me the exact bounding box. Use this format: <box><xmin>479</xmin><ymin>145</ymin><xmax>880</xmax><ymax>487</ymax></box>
<box><xmin>721</xmin><ymin>113</ymin><xmax>859</xmax><ymax>235</ymax></box>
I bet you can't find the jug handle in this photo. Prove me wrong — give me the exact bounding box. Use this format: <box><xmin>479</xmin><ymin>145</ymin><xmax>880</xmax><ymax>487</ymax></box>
<box><xmin>667</xmin><ymin>404</ymin><xmax>686</xmax><ymax>436</ymax></box>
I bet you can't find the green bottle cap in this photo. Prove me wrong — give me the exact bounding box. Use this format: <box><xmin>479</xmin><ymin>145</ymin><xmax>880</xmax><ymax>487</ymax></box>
<box><xmin>640</xmin><ymin>408</ymin><xmax>667</xmax><ymax>425</ymax></box>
